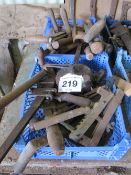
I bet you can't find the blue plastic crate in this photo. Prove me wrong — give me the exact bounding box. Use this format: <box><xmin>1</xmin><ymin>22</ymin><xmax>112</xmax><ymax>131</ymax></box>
<box><xmin>114</xmin><ymin>48</ymin><xmax>131</xmax><ymax>126</ymax></box>
<box><xmin>14</xmin><ymin>16</ymin><xmax>131</xmax><ymax>160</ymax></box>
<box><xmin>14</xmin><ymin>52</ymin><xmax>131</xmax><ymax>160</ymax></box>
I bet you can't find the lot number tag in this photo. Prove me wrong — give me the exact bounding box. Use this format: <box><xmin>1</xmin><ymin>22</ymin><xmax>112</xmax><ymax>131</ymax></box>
<box><xmin>58</xmin><ymin>74</ymin><xmax>83</xmax><ymax>92</ymax></box>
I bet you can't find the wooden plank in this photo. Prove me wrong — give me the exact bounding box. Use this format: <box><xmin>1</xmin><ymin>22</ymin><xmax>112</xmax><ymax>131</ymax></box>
<box><xmin>0</xmin><ymin>41</ymin><xmax>14</xmax><ymax>94</ymax></box>
<box><xmin>0</xmin><ymin>159</ymin><xmax>131</xmax><ymax>174</ymax></box>
<box><xmin>0</xmin><ymin>44</ymin><xmax>38</xmax><ymax>147</ymax></box>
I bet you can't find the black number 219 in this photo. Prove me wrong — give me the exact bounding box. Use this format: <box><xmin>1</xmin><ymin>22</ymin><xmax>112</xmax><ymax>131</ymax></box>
<box><xmin>62</xmin><ymin>80</ymin><xmax>78</xmax><ymax>87</ymax></box>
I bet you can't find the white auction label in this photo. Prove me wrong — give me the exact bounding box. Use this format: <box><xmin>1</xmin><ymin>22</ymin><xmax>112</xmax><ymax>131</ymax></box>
<box><xmin>58</xmin><ymin>73</ymin><xmax>83</xmax><ymax>92</ymax></box>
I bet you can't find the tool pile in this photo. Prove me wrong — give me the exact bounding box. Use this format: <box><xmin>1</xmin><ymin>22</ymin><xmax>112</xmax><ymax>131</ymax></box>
<box><xmin>0</xmin><ymin>2</ymin><xmax>131</xmax><ymax>174</ymax></box>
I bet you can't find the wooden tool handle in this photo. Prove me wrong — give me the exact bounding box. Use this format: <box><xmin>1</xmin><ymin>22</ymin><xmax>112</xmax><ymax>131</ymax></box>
<box><xmin>14</xmin><ymin>136</ymin><xmax>48</xmax><ymax>174</ymax></box>
<box><xmin>45</xmin><ymin>110</ymin><xmax>64</xmax><ymax>156</ymax></box>
<box><xmin>84</xmin><ymin>47</ymin><xmax>94</xmax><ymax>60</ymax></box>
<box><xmin>114</xmin><ymin>76</ymin><xmax>131</xmax><ymax>96</ymax></box>
<box><xmin>83</xmin><ymin>19</ymin><xmax>105</xmax><ymax>43</ymax></box>
<box><xmin>52</xmin><ymin>36</ymin><xmax>73</xmax><ymax>49</ymax></box>
<box><xmin>46</xmin><ymin>124</ymin><xmax>64</xmax><ymax>156</ymax></box>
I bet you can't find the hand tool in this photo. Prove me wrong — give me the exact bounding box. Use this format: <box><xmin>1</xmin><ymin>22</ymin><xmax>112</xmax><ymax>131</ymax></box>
<box><xmin>84</xmin><ymin>47</ymin><xmax>94</xmax><ymax>61</ymax></box>
<box><xmin>74</xmin><ymin>42</ymin><xmax>82</xmax><ymax>64</ymax></box>
<box><xmin>49</xmin><ymin>32</ymin><xmax>68</xmax><ymax>42</ymax></box>
<box><xmin>114</xmin><ymin>75</ymin><xmax>131</xmax><ymax>96</ymax></box>
<box><xmin>51</xmin><ymin>36</ymin><xmax>73</xmax><ymax>50</ymax></box>
<box><xmin>0</xmin><ymin>96</ymin><xmax>45</xmax><ymax>163</ymax></box>
<box><xmin>48</xmin><ymin>9</ymin><xmax>59</xmax><ymax>33</ymax></box>
<box><xmin>60</xmin><ymin>7</ymin><xmax>71</xmax><ymax>35</ymax></box>
<box><xmin>104</xmin><ymin>19</ymin><xmax>117</xmax><ymax>49</ymax></box>
<box><xmin>69</xmin><ymin>87</ymin><xmax>113</xmax><ymax>142</ymax></box>
<box><xmin>44</xmin><ymin>107</ymin><xmax>64</xmax><ymax>156</ymax></box>
<box><xmin>56</xmin><ymin>93</ymin><xmax>93</xmax><ymax>107</ymax></box>
<box><xmin>14</xmin><ymin>136</ymin><xmax>48</xmax><ymax>174</ymax></box>
<box><xmin>110</xmin><ymin>23</ymin><xmax>131</xmax><ymax>55</ymax></box>
<box><xmin>90</xmin><ymin>0</ymin><xmax>97</xmax><ymax>17</ymax></box>
<box><xmin>109</xmin><ymin>0</ymin><xmax>119</xmax><ymax>19</ymax></box>
<box><xmin>0</xmin><ymin>70</ymin><xmax>47</xmax><ymax>109</ymax></box>
<box><xmin>105</xmin><ymin>43</ymin><xmax>113</xmax><ymax>55</ymax></box>
<box><xmin>79</xmin><ymin>89</ymin><xmax>124</xmax><ymax>146</ymax></box>
<box><xmin>32</xmin><ymin>106</ymin><xmax>91</xmax><ymax>131</ymax></box>
<box><xmin>83</xmin><ymin>19</ymin><xmax>105</xmax><ymax>43</ymax></box>
<box><xmin>31</xmin><ymin>88</ymin><xmax>57</xmax><ymax>95</ymax></box>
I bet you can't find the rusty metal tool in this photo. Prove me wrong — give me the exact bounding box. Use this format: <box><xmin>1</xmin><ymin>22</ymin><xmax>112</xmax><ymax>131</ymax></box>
<box><xmin>44</xmin><ymin>107</ymin><xmax>64</xmax><ymax>156</ymax></box>
<box><xmin>14</xmin><ymin>136</ymin><xmax>48</xmax><ymax>174</ymax></box>
<box><xmin>48</xmin><ymin>9</ymin><xmax>59</xmax><ymax>33</ymax></box>
<box><xmin>110</xmin><ymin>23</ymin><xmax>131</xmax><ymax>55</ymax></box>
<box><xmin>69</xmin><ymin>87</ymin><xmax>113</xmax><ymax>142</ymax></box>
<box><xmin>56</xmin><ymin>93</ymin><xmax>93</xmax><ymax>107</ymax></box>
<box><xmin>32</xmin><ymin>106</ymin><xmax>91</xmax><ymax>131</ymax></box>
<box><xmin>114</xmin><ymin>75</ymin><xmax>131</xmax><ymax>96</ymax></box>
<box><xmin>104</xmin><ymin>19</ymin><xmax>117</xmax><ymax>49</ymax></box>
<box><xmin>51</xmin><ymin>36</ymin><xmax>73</xmax><ymax>50</ymax></box>
<box><xmin>0</xmin><ymin>70</ymin><xmax>47</xmax><ymax>109</ymax></box>
<box><xmin>61</xmin><ymin>122</ymin><xmax>91</xmax><ymax>145</ymax></box>
<box><xmin>31</xmin><ymin>88</ymin><xmax>57</xmax><ymax>95</ymax></box>
<box><xmin>82</xmin><ymin>89</ymin><xmax>124</xmax><ymax>146</ymax></box>
<box><xmin>83</xmin><ymin>19</ymin><xmax>105</xmax><ymax>43</ymax></box>
<box><xmin>90</xmin><ymin>0</ymin><xmax>97</xmax><ymax>17</ymax></box>
<box><xmin>60</xmin><ymin>7</ymin><xmax>71</xmax><ymax>35</ymax></box>
<box><xmin>120</xmin><ymin>1</ymin><xmax>131</xmax><ymax>20</ymax></box>
<box><xmin>74</xmin><ymin>42</ymin><xmax>82</xmax><ymax>64</ymax></box>
<box><xmin>109</xmin><ymin>0</ymin><xmax>119</xmax><ymax>19</ymax></box>
<box><xmin>49</xmin><ymin>32</ymin><xmax>68</xmax><ymax>42</ymax></box>
<box><xmin>0</xmin><ymin>96</ymin><xmax>45</xmax><ymax>163</ymax></box>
